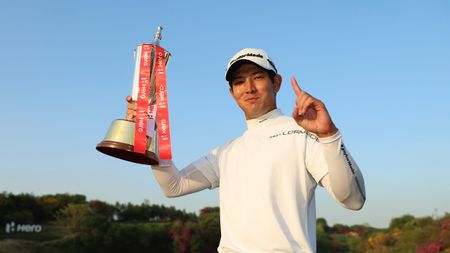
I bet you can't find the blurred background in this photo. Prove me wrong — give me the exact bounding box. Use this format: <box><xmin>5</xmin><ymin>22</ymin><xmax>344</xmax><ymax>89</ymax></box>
<box><xmin>1</xmin><ymin>0</ymin><xmax>449</xmax><ymax>230</ymax></box>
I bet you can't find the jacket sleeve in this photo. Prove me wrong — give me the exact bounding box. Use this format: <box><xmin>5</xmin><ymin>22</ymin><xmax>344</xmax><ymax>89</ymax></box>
<box><xmin>151</xmin><ymin>160</ymin><xmax>213</xmax><ymax>198</ymax></box>
<box><xmin>318</xmin><ymin>131</ymin><xmax>366</xmax><ymax>210</ymax></box>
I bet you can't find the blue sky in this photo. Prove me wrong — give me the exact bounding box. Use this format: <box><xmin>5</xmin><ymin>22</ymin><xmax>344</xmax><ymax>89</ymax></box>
<box><xmin>1</xmin><ymin>0</ymin><xmax>449</xmax><ymax>228</ymax></box>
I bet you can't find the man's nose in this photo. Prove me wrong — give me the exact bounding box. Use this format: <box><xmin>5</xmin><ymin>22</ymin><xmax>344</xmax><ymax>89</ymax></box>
<box><xmin>244</xmin><ymin>79</ymin><xmax>256</xmax><ymax>93</ymax></box>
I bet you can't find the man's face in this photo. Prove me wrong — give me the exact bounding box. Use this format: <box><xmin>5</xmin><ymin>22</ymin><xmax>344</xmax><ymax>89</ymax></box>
<box><xmin>229</xmin><ymin>63</ymin><xmax>281</xmax><ymax>120</ymax></box>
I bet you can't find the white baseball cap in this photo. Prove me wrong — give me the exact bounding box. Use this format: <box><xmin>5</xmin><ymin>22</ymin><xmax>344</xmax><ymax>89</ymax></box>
<box><xmin>225</xmin><ymin>48</ymin><xmax>278</xmax><ymax>81</ymax></box>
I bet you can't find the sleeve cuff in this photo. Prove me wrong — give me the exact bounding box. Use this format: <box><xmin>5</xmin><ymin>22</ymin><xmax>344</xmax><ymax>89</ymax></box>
<box><xmin>318</xmin><ymin>130</ymin><xmax>341</xmax><ymax>144</ymax></box>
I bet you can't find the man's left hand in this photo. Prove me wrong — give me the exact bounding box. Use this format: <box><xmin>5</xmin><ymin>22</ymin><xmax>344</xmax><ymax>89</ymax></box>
<box><xmin>291</xmin><ymin>77</ymin><xmax>338</xmax><ymax>138</ymax></box>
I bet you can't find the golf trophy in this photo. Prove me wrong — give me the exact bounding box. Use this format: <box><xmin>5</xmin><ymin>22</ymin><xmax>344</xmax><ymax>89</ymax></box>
<box><xmin>96</xmin><ymin>26</ymin><xmax>172</xmax><ymax>165</ymax></box>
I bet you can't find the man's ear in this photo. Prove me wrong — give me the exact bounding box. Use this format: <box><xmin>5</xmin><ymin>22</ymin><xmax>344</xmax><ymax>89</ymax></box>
<box><xmin>274</xmin><ymin>74</ymin><xmax>282</xmax><ymax>93</ymax></box>
<box><xmin>229</xmin><ymin>86</ymin><xmax>234</xmax><ymax>96</ymax></box>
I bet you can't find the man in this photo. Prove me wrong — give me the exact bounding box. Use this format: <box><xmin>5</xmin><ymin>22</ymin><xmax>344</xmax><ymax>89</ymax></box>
<box><xmin>127</xmin><ymin>48</ymin><xmax>366</xmax><ymax>253</ymax></box>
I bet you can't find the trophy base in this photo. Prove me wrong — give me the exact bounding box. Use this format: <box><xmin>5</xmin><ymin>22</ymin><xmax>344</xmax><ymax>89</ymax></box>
<box><xmin>96</xmin><ymin>140</ymin><xmax>159</xmax><ymax>165</ymax></box>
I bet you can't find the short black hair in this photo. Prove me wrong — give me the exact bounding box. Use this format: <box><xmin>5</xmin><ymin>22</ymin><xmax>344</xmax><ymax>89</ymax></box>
<box><xmin>228</xmin><ymin>61</ymin><xmax>277</xmax><ymax>87</ymax></box>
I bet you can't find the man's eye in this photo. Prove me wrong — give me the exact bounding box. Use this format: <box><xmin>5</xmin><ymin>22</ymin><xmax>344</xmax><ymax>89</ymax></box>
<box><xmin>233</xmin><ymin>80</ymin><xmax>244</xmax><ymax>85</ymax></box>
<box><xmin>255</xmin><ymin>75</ymin><xmax>264</xmax><ymax>80</ymax></box>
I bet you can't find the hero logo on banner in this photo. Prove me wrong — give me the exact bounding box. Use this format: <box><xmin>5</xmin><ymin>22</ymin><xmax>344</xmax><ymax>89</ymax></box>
<box><xmin>134</xmin><ymin>44</ymin><xmax>153</xmax><ymax>154</ymax></box>
<box><xmin>5</xmin><ymin>222</ymin><xmax>42</xmax><ymax>233</ymax></box>
<box><xmin>134</xmin><ymin>44</ymin><xmax>172</xmax><ymax>163</ymax></box>
<box><xmin>155</xmin><ymin>45</ymin><xmax>172</xmax><ymax>162</ymax></box>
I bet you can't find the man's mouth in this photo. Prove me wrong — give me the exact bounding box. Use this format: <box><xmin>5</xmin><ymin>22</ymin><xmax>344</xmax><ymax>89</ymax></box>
<box><xmin>245</xmin><ymin>97</ymin><xmax>259</xmax><ymax>102</ymax></box>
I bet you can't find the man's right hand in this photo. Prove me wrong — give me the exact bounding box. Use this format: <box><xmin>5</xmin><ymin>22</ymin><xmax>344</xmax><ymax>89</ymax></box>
<box><xmin>126</xmin><ymin>96</ymin><xmax>137</xmax><ymax>121</ymax></box>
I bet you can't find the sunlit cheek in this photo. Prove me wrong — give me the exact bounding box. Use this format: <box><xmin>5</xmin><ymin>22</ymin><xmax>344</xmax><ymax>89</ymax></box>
<box><xmin>232</xmin><ymin>86</ymin><xmax>244</xmax><ymax>96</ymax></box>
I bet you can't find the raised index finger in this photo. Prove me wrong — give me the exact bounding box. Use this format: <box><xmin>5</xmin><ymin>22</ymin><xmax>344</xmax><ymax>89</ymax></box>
<box><xmin>291</xmin><ymin>76</ymin><xmax>302</xmax><ymax>96</ymax></box>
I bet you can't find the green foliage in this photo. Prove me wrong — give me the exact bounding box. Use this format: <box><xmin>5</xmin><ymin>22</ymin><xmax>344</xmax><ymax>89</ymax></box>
<box><xmin>0</xmin><ymin>192</ymin><xmax>43</xmax><ymax>224</ymax></box>
<box><xmin>115</xmin><ymin>202</ymin><xmax>196</xmax><ymax>223</ymax></box>
<box><xmin>2</xmin><ymin>192</ymin><xmax>450</xmax><ymax>253</ymax></box>
<box><xmin>171</xmin><ymin>220</ymin><xmax>196</xmax><ymax>253</ymax></box>
<box><xmin>191</xmin><ymin>207</ymin><xmax>220</xmax><ymax>253</ymax></box>
<box><xmin>0</xmin><ymin>192</ymin><xmax>204</xmax><ymax>253</ymax></box>
<box><xmin>317</xmin><ymin>217</ymin><xmax>328</xmax><ymax>231</ymax></box>
<box><xmin>365</xmin><ymin>214</ymin><xmax>450</xmax><ymax>253</ymax></box>
<box><xmin>169</xmin><ymin>207</ymin><xmax>220</xmax><ymax>253</ymax></box>
<box><xmin>102</xmin><ymin>222</ymin><xmax>173</xmax><ymax>253</ymax></box>
<box><xmin>314</xmin><ymin>214</ymin><xmax>450</xmax><ymax>253</ymax></box>
<box><xmin>56</xmin><ymin>204</ymin><xmax>89</xmax><ymax>235</ymax></box>
<box><xmin>0</xmin><ymin>192</ymin><xmax>87</xmax><ymax>224</ymax></box>
<box><xmin>388</xmin><ymin>214</ymin><xmax>415</xmax><ymax>230</ymax></box>
<box><xmin>316</xmin><ymin>217</ymin><xmax>333</xmax><ymax>252</ymax></box>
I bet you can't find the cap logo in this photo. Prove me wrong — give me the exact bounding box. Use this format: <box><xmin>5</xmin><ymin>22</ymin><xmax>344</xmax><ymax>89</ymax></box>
<box><xmin>229</xmin><ymin>53</ymin><xmax>264</xmax><ymax>67</ymax></box>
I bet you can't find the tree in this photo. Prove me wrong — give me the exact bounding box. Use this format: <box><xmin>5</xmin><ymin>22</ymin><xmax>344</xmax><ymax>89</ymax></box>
<box><xmin>332</xmin><ymin>223</ymin><xmax>350</xmax><ymax>234</ymax></box>
<box><xmin>39</xmin><ymin>193</ymin><xmax>87</xmax><ymax>221</ymax></box>
<box><xmin>388</xmin><ymin>214</ymin><xmax>415</xmax><ymax>230</ymax></box>
<box><xmin>171</xmin><ymin>220</ymin><xmax>196</xmax><ymax>253</ymax></box>
<box><xmin>316</xmin><ymin>218</ymin><xmax>333</xmax><ymax>253</ymax></box>
<box><xmin>191</xmin><ymin>207</ymin><xmax>220</xmax><ymax>253</ymax></box>
<box><xmin>56</xmin><ymin>203</ymin><xmax>89</xmax><ymax>234</ymax></box>
<box><xmin>88</xmin><ymin>200</ymin><xmax>115</xmax><ymax>221</ymax></box>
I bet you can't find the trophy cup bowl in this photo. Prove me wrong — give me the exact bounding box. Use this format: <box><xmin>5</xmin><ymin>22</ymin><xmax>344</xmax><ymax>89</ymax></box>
<box><xmin>96</xmin><ymin>119</ymin><xmax>158</xmax><ymax>165</ymax></box>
